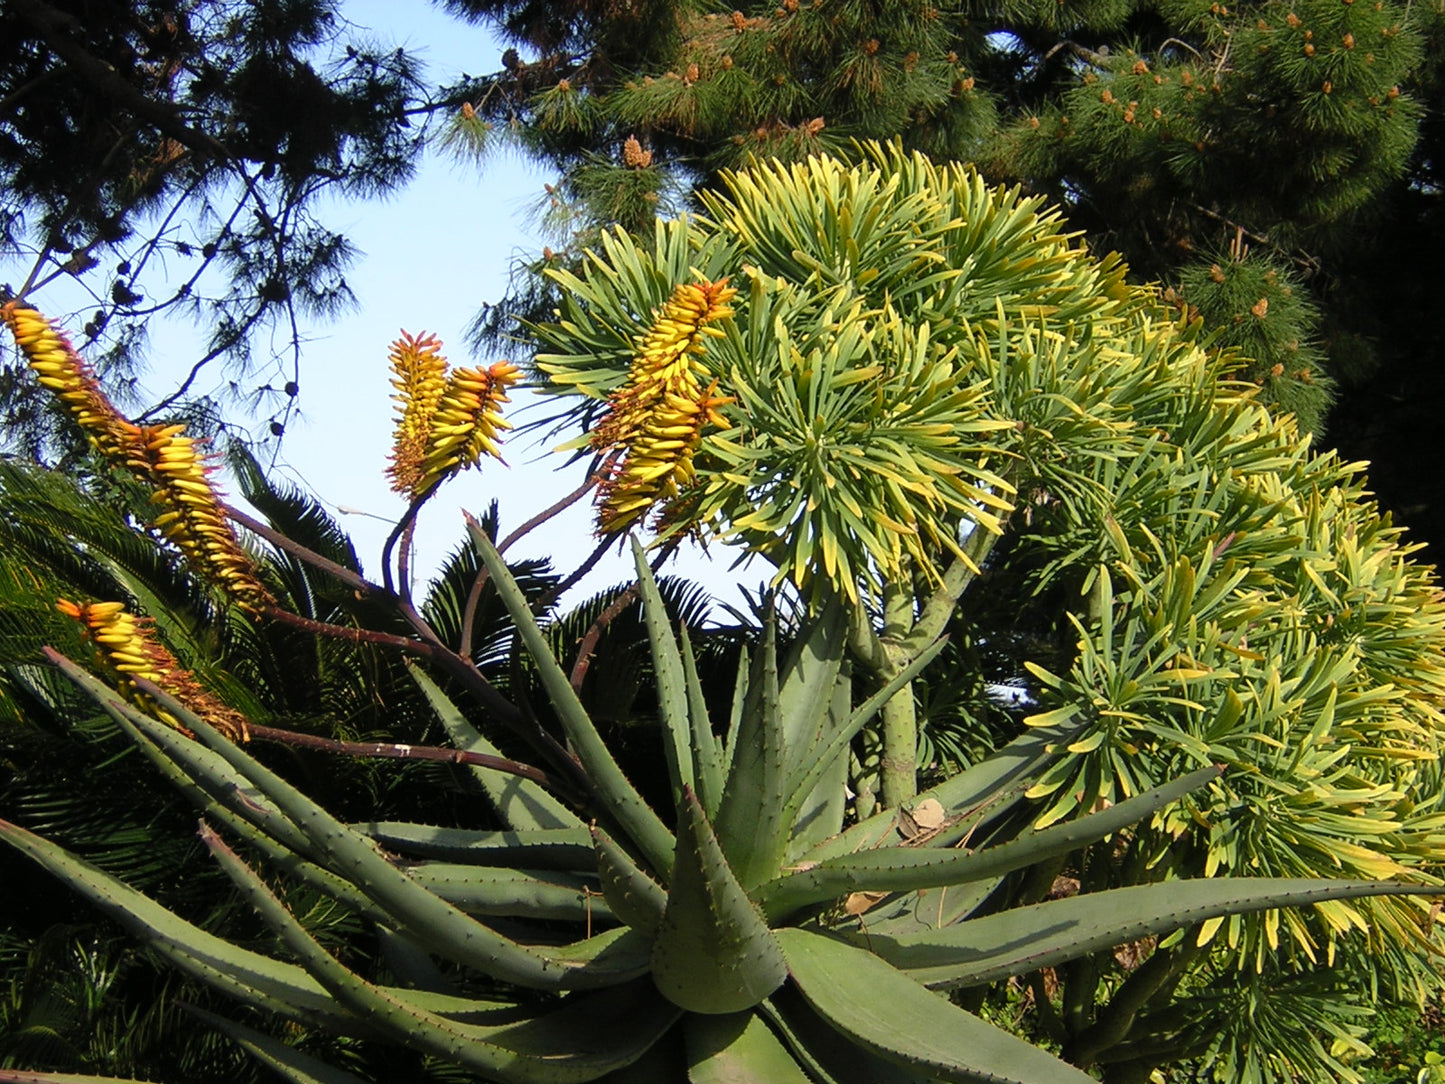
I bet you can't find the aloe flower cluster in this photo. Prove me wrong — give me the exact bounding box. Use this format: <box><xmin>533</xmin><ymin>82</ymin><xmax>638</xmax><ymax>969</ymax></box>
<box><xmin>2</xmin><ymin>302</ymin><xmax>272</xmax><ymax>614</ymax></box>
<box><xmin>385</xmin><ymin>329</ymin><xmax>520</xmax><ymax>499</ymax></box>
<box><xmin>56</xmin><ymin>599</ymin><xmax>249</xmax><ymax>741</ymax></box>
<box><xmin>591</xmin><ymin>279</ymin><xmax>736</xmax><ymax>532</ymax></box>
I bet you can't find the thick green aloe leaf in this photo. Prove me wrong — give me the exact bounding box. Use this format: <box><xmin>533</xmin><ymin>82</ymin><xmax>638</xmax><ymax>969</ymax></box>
<box><xmin>862</xmin><ymin>878</ymin><xmax>1002</xmax><ymax>939</ymax></box>
<box><xmin>685</xmin><ymin>1011</ymin><xmax>811</xmax><ymax>1084</ymax></box>
<box><xmin>61</xmin><ymin>653</ymin><xmax>389</xmax><ymax>923</ymax></box>
<box><xmin>0</xmin><ymin>817</ymin><xmax>360</xmax><ymax>1031</ymax></box>
<box><xmin>3</xmin><ymin>734</ymin><xmax>635</xmax><ymax>1030</ymax></box>
<box><xmin>599</xmin><ymin>1025</ymin><xmax>688</xmax><ymax>1082</ymax></box>
<box><xmin>403</xmin><ymin>863</ymin><xmax>612</xmax><ymax>922</ymax></box>
<box><xmin>377</xmin><ymin>924</ymin><xmax>459</xmax><ymax>995</ymax></box>
<box><xmin>677</xmin><ymin>625</ymin><xmax>726</xmax><ymax>819</ymax></box>
<box><xmin>713</xmin><ymin>617</ymin><xmax>791</xmax><ymax>887</ymax></box>
<box><xmin>775</xmin><ymin>598</ymin><xmax>847</xmax><ymax>780</ymax></box>
<box><xmin>652</xmin><ymin>788</ymin><xmax>788</xmax><ymax>1014</ymax></box>
<box><xmin>759</xmin><ymin>766</ymin><xmax>1220</xmax><ymax>918</ymax></box>
<box><xmin>779</xmin><ymin>635</ymin><xmax>948</xmax><ymax>847</ymax></box>
<box><xmin>470</xmin><ymin>518</ymin><xmax>675</xmax><ymax>878</ymax></box>
<box><xmin>105</xmin><ymin>674</ymin><xmax>616</xmax><ymax>991</ymax></box>
<box><xmin>632</xmin><ymin>537</ymin><xmax>697</xmax><ymax>809</ymax></box>
<box><xmin>1</xmin><ymin>814</ymin><xmax>529</xmax><ymax>1032</ymax></box>
<box><xmin>775</xmin><ymin>927</ymin><xmax>1098</xmax><ymax>1084</ymax></box>
<box><xmin>408</xmin><ymin>663</ymin><xmax>584</xmax><ymax>831</ymax></box>
<box><xmin>51</xmin><ymin>654</ymin><xmax>386</xmax><ymax>925</ymax></box>
<box><xmin>202</xmin><ymin>821</ymin><xmax>677</xmax><ymax>1082</ymax></box>
<box><xmin>798</xmin><ymin>720</ymin><xmax>1073</xmax><ymax>867</ymax></box>
<box><xmin>785</xmin><ymin>658</ymin><xmax>852</xmax><ymax>861</ymax></box>
<box><xmin>546</xmin><ymin>927</ymin><xmax>654</xmax><ymax>978</ymax></box>
<box><xmin>760</xmin><ymin>988</ymin><xmax>935</xmax><ymax>1084</ymax></box>
<box><xmin>858</xmin><ymin>877</ymin><xmax>1445</xmax><ymax>989</ymax></box>
<box><xmin>720</xmin><ymin>646</ymin><xmax>748</xmax><ymax>787</ymax></box>
<box><xmin>182</xmin><ymin>1004</ymin><xmax>372</xmax><ymax>1084</ymax></box>
<box><xmin>356</xmin><ymin>822</ymin><xmax>594</xmax><ymax>867</ymax></box>
<box><xmin>594</xmin><ymin>825</ymin><xmax>668</xmax><ymax>933</ymax></box>
<box><xmin>0</xmin><ymin>1075</ymin><xmax>161</xmax><ymax>1084</ymax></box>
<box><xmin>46</xmin><ymin>652</ymin><xmax>315</xmax><ymax>858</ymax></box>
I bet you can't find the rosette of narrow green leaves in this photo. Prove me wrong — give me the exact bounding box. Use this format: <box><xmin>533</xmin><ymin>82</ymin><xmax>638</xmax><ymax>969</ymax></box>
<box><xmin>532</xmin><ymin>145</ymin><xmax>1140</xmax><ymax>600</ymax></box>
<box><xmin>993</xmin><ymin>350</ymin><xmax>1445</xmax><ymax>1072</ymax></box>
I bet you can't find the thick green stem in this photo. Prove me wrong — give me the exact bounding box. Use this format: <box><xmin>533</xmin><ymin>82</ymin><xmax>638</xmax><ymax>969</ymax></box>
<box><xmin>849</xmin><ymin>529</ymin><xmax>1006</xmax><ymax>811</ymax></box>
<box><xmin>879</xmin><ymin>578</ymin><xmax>918</xmax><ymax>809</ymax></box>
<box><xmin>1063</xmin><ymin>936</ymin><xmax>1203</xmax><ymax>1069</ymax></box>
<box><xmin>902</xmin><ymin>526</ymin><xmax>1004</xmax><ymax>656</ymax></box>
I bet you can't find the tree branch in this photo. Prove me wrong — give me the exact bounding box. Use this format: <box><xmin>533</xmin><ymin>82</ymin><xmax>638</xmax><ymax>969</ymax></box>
<box><xmin>10</xmin><ymin>0</ymin><xmax>232</xmax><ymax>163</ymax></box>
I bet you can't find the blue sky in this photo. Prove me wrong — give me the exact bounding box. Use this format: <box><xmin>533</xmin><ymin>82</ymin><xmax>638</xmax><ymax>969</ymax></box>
<box><xmin>5</xmin><ymin>1</ymin><xmax>758</xmax><ymax>612</ymax></box>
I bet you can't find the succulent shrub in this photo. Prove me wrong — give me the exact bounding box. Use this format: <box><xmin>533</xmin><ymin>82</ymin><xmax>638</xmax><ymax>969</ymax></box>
<box><xmin>0</xmin><ymin>144</ymin><xmax>1443</xmax><ymax>1083</ymax></box>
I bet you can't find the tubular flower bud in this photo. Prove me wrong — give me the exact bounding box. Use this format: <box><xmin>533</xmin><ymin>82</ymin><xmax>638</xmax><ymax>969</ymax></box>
<box><xmin>57</xmin><ymin>599</ymin><xmax>250</xmax><ymax>741</ymax></box>
<box><xmin>386</xmin><ymin>331</ymin><xmax>450</xmax><ymax>495</ymax></box>
<box><xmin>592</xmin><ymin>280</ymin><xmax>736</xmax><ymax>532</ymax></box>
<box><xmin>1</xmin><ymin>301</ymin><xmax>146</xmax><ymax>462</ymax></box>
<box><xmin>414</xmin><ymin>361</ymin><xmax>521</xmax><ymax>496</ymax></box>
<box><xmin>130</xmin><ymin>425</ymin><xmax>275</xmax><ymax>615</ymax></box>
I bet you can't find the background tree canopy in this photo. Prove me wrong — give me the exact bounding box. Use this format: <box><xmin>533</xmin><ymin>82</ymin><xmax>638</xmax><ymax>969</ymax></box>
<box><xmin>0</xmin><ymin>0</ymin><xmax>427</xmax><ymax>458</ymax></box>
<box><xmin>445</xmin><ymin>0</ymin><xmax>1445</xmax><ymax>558</ymax></box>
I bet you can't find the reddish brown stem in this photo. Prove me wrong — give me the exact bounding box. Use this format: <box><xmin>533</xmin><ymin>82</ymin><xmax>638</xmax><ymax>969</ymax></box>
<box><xmin>259</xmin><ymin>606</ymin><xmax>426</xmax><ymax>652</ymax></box>
<box><xmin>224</xmin><ymin>502</ymin><xmax>597</xmax><ymax>805</ymax></box>
<box><xmin>566</xmin><ymin>537</ymin><xmax>682</xmax><ymax>692</ymax></box>
<box><xmin>459</xmin><ymin>458</ymin><xmax>612</xmax><ymax>659</ymax></box>
<box><xmin>243</xmin><ymin>722</ymin><xmax>575</xmax><ymax>799</ymax></box>
<box><xmin>569</xmin><ymin>583</ymin><xmax>639</xmax><ymax>693</ymax></box>
<box><xmin>382</xmin><ymin>488</ymin><xmax>434</xmax><ymax>598</ymax></box>
<box><xmin>540</xmin><ymin>536</ymin><xmax>614</xmax><ymax>615</ymax></box>
<box><xmin>224</xmin><ymin>504</ymin><xmax>378</xmax><ymax>595</ymax></box>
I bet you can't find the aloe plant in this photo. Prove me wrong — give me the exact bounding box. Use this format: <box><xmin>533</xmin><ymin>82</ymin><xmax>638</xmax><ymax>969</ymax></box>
<box><xmin>1</xmin><ymin>529</ymin><xmax>1439</xmax><ymax>1084</ymax></box>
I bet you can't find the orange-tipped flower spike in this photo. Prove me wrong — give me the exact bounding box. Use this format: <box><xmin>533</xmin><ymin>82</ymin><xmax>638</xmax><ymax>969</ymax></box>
<box><xmin>384</xmin><ymin>328</ymin><xmax>519</xmax><ymax>499</ymax></box>
<box><xmin>131</xmin><ymin>424</ymin><xmax>274</xmax><ymax>615</ymax></box>
<box><xmin>57</xmin><ymin>599</ymin><xmax>250</xmax><ymax>741</ymax></box>
<box><xmin>414</xmin><ymin>361</ymin><xmax>521</xmax><ymax>496</ymax></box>
<box><xmin>597</xmin><ymin>381</ymin><xmax>735</xmax><ymax>534</ymax></box>
<box><xmin>4</xmin><ymin>302</ymin><xmax>272</xmax><ymax>616</ymax></box>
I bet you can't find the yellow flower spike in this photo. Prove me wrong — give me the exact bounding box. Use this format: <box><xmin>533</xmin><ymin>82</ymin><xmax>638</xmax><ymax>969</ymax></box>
<box><xmin>597</xmin><ymin>380</ymin><xmax>735</xmax><ymax>534</ymax></box>
<box><xmin>7</xmin><ymin>304</ymin><xmax>271</xmax><ymax>616</ymax></box>
<box><xmin>132</xmin><ymin>424</ymin><xmax>274</xmax><ymax>616</ymax></box>
<box><xmin>386</xmin><ymin>331</ymin><xmax>450</xmax><ymax>496</ymax></box>
<box><xmin>591</xmin><ymin>281</ymin><xmax>736</xmax><ymax>533</ymax></box>
<box><xmin>57</xmin><ymin>599</ymin><xmax>250</xmax><ymax>742</ymax></box>
<box><xmin>413</xmin><ymin>360</ymin><xmax>521</xmax><ymax>496</ymax></box>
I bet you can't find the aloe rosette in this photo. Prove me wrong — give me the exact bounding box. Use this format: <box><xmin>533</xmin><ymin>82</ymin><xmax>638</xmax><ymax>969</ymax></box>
<box><xmin>2</xmin><ymin>528</ymin><xmax>1438</xmax><ymax>1084</ymax></box>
